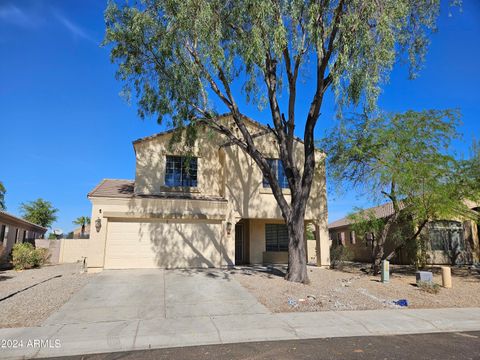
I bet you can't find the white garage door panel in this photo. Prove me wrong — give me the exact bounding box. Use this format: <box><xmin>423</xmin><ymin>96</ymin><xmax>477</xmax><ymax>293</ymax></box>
<box><xmin>104</xmin><ymin>221</ymin><xmax>224</xmax><ymax>269</ymax></box>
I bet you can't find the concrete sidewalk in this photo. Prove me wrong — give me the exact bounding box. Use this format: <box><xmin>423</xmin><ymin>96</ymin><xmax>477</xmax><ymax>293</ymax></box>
<box><xmin>1</xmin><ymin>307</ymin><xmax>480</xmax><ymax>359</ymax></box>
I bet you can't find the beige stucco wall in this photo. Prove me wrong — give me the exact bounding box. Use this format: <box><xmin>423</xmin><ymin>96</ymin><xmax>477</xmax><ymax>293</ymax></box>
<box><xmin>35</xmin><ymin>239</ymin><xmax>88</xmax><ymax>264</ymax></box>
<box><xmin>247</xmin><ymin>218</ymin><xmax>286</xmax><ymax>264</ymax></box>
<box><xmin>60</xmin><ymin>239</ymin><xmax>89</xmax><ymax>263</ymax></box>
<box><xmin>87</xmin><ymin>196</ymin><xmax>232</xmax><ymax>270</ymax></box>
<box><xmin>87</xmin><ymin>116</ymin><xmax>329</xmax><ymax>270</ymax></box>
<box><xmin>133</xmin><ymin>118</ymin><xmax>327</xmax><ymax>223</ymax></box>
<box><xmin>134</xmin><ymin>128</ymin><xmax>224</xmax><ymax>198</ymax></box>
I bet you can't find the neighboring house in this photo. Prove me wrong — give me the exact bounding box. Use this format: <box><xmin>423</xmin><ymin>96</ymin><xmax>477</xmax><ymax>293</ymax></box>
<box><xmin>328</xmin><ymin>202</ymin><xmax>480</xmax><ymax>265</ymax></box>
<box><xmin>72</xmin><ymin>224</ymin><xmax>90</xmax><ymax>239</ymax></box>
<box><xmin>86</xmin><ymin>114</ymin><xmax>330</xmax><ymax>271</ymax></box>
<box><xmin>0</xmin><ymin>210</ymin><xmax>47</xmax><ymax>265</ymax></box>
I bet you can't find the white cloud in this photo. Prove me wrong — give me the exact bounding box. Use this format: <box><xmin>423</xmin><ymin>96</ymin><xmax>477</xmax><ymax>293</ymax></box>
<box><xmin>0</xmin><ymin>3</ymin><xmax>36</xmax><ymax>27</ymax></box>
<box><xmin>52</xmin><ymin>10</ymin><xmax>96</xmax><ymax>43</ymax></box>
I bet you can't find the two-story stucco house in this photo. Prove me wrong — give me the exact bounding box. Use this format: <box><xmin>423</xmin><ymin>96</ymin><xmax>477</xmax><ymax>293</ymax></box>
<box><xmin>86</xmin><ymin>115</ymin><xmax>330</xmax><ymax>272</ymax></box>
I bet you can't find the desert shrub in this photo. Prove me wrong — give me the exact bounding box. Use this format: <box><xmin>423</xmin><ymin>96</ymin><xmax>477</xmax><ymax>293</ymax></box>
<box><xmin>417</xmin><ymin>281</ymin><xmax>441</xmax><ymax>294</ymax></box>
<box><xmin>12</xmin><ymin>243</ymin><xmax>49</xmax><ymax>270</ymax></box>
<box><xmin>34</xmin><ymin>247</ymin><xmax>50</xmax><ymax>266</ymax></box>
<box><xmin>413</xmin><ymin>235</ymin><xmax>430</xmax><ymax>269</ymax></box>
<box><xmin>330</xmin><ymin>245</ymin><xmax>353</xmax><ymax>269</ymax></box>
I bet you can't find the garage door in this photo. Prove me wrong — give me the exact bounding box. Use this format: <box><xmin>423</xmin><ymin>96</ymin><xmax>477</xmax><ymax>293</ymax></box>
<box><xmin>104</xmin><ymin>220</ymin><xmax>225</xmax><ymax>269</ymax></box>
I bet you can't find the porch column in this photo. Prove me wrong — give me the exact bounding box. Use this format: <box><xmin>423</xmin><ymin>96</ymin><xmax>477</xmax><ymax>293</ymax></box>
<box><xmin>304</xmin><ymin>222</ymin><xmax>309</xmax><ymax>262</ymax></box>
<box><xmin>314</xmin><ymin>217</ymin><xmax>331</xmax><ymax>267</ymax></box>
<box><xmin>467</xmin><ymin>220</ymin><xmax>479</xmax><ymax>263</ymax></box>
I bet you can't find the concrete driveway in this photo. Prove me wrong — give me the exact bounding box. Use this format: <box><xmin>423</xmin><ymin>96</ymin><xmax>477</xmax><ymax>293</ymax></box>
<box><xmin>43</xmin><ymin>269</ymin><xmax>269</xmax><ymax>325</ymax></box>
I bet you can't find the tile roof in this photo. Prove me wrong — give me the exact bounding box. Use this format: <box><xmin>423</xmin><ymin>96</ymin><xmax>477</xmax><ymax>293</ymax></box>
<box><xmin>0</xmin><ymin>210</ymin><xmax>48</xmax><ymax>232</ymax></box>
<box><xmin>328</xmin><ymin>202</ymin><xmax>399</xmax><ymax>230</ymax></box>
<box><xmin>88</xmin><ymin>179</ymin><xmax>135</xmax><ymax>198</ymax></box>
<box><xmin>328</xmin><ymin>199</ymin><xmax>480</xmax><ymax>230</ymax></box>
<box><xmin>88</xmin><ymin>179</ymin><xmax>227</xmax><ymax>202</ymax></box>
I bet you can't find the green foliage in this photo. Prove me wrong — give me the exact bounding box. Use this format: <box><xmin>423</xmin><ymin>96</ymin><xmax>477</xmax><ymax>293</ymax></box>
<box><xmin>73</xmin><ymin>216</ymin><xmax>91</xmax><ymax>233</ymax></box>
<box><xmin>103</xmin><ymin>0</ymin><xmax>449</xmax><ymax>282</ymax></box>
<box><xmin>73</xmin><ymin>216</ymin><xmax>91</xmax><ymax>226</ymax></box>
<box><xmin>417</xmin><ymin>281</ymin><xmax>440</xmax><ymax>294</ymax></box>
<box><xmin>20</xmin><ymin>199</ymin><xmax>58</xmax><ymax>228</ymax></box>
<box><xmin>348</xmin><ymin>209</ymin><xmax>385</xmax><ymax>243</ymax></box>
<box><xmin>455</xmin><ymin>139</ymin><xmax>480</xmax><ymax>207</ymax></box>
<box><xmin>0</xmin><ymin>181</ymin><xmax>6</xmax><ymax>210</ymax></box>
<box><xmin>324</xmin><ymin>110</ymin><xmax>475</xmax><ymax>227</ymax></box>
<box><xmin>12</xmin><ymin>243</ymin><xmax>49</xmax><ymax>270</ymax></box>
<box><xmin>330</xmin><ymin>244</ymin><xmax>353</xmax><ymax>270</ymax></box>
<box><xmin>306</xmin><ymin>224</ymin><xmax>315</xmax><ymax>240</ymax></box>
<box><xmin>412</xmin><ymin>233</ymin><xmax>430</xmax><ymax>269</ymax></box>
<box><xmin>104</xmin><ymin>0</ymin><xmax>443</xmax><ymax>121</ymax></box>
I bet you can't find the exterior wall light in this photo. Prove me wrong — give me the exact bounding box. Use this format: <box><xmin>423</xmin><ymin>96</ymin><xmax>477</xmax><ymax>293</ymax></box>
<box><xmin>226</xmin><ymin>222</ymin><xmax>232</xmax><ymax>235</ymax></box>
<box><xmin>95</xmin><ymin>218</ymin><xmax>102</xmax><ymax>233</ymax></box>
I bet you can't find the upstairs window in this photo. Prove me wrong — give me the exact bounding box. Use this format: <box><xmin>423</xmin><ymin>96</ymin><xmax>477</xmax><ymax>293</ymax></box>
<box><xmin>262</xmin><ymin>159</ymin><xmax>289</xmax><ymax>189</ymax></box>
<box><xmin>265</xmin><ymin>224</ymin><xmax>289</xmax><ymax>252</ymax></box>
<box><xmin>165</xmin><ymin>156</ymin><xmax>198</xmax><ymax>187</ymax></box>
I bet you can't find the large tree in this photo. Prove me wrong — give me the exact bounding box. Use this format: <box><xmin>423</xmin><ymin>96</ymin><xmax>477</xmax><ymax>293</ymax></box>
<box><xmin>0</xmin><ymin>181</ymin><xmax>6</xmax><ymax>210</ymax></box>
<box><xmin>104</xmin><ymin>0</ymin><xmax>445</xmax><ymax>283</ymax></box>
<box><xmin>324</xmin><ymin>110</ymin><xmax>479</xmax><ymax>273</ymax></box>
<box><xmin>20</xmin><ymin>199</ymin><xmax>58</xmax><ymax>229</ymax></box>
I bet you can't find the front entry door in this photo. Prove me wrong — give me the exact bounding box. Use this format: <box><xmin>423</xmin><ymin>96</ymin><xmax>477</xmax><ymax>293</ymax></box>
<box><xmin>235</xmin><ymin>223</ymin><xmax>244</xmax><ymax>264</ymax></box>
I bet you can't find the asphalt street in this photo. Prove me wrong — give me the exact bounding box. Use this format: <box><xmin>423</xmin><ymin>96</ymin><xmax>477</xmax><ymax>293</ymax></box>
<box><xmin>45</xmin><ymin>331</ymin><xmax>480</xmax><ymax>360</ymax></box>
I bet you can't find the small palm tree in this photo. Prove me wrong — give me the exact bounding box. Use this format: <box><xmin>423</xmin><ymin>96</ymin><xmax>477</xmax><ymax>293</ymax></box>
<box><xmin>0</xmin><ymin>181</ymin><xmax>6</xmax><ymax>210</ymax></box>
<box><xmin>73</xmin><ymin>216</ymin><xmax>91</xmax><ymax>236</ymax></box>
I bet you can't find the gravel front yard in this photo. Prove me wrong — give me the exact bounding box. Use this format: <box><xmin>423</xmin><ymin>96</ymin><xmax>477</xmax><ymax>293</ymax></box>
<box><xmin>231</xmin><ymin>264</ymin><xmax>480</xmax><ymax>313</ymax></box>
<box><xmin>0</xmin><ymin>263</ymin><xmax>94</xmax><ymax>328</ymax></box>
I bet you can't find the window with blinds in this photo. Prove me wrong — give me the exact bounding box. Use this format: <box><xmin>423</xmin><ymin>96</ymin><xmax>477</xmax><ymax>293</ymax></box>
<box><xmin>262</xmin><ymin>159</ymin><xmax>289</xmax><ymax>189</ymax></box>
<box><xmin>165</xmin><ymin>156</ymin><xmax>198</xmax><ymax>187</ymax></box>
<box><xmin>265</xmin><ymin>224</ymin><xmax>289</xmax><ymax>252</ymax></box>
<box><xmin>429</xmin><ymin>221</ymin><xmax>464</xmax><ymax>251</ymax></box>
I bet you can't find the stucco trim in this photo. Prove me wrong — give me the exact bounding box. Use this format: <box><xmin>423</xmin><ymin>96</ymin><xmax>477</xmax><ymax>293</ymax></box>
<box><xmin>102</xmin><ymin>211</ymin><xmax>226</xmax><ymax>221</ymax></box>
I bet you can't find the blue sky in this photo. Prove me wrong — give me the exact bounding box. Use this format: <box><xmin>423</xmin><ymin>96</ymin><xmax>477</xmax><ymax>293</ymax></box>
<box><xmin>0</xmin><ymin>1</ymin><xmax>479</xmax><ymax>234</ymax></box>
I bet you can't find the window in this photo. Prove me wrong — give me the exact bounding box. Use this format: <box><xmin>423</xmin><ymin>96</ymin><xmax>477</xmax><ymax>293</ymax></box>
<box><xmin>0</xmin><ymin>225</ymin><xmax>5</xmax><ymax>246</ymax></box>
<box><xmin>429</xmin><ymin>221</ymin><xmax>464</xmax><ymax>251</ymax></box>
<box><xmin>262</xmin><ymin>159</ymin><xmax>288</xmax><ymax>189</ymax></box>
<box><xmin>14</xmin><ymin>228</ymin><xmax>19</xmax><ymax>243</ymax></box>
<box><xmin>165</xmin><ymin>156</ymin><xmax>198</xmax><ymax>187</ymax></box>
<box><xmin>265</xmin><ymin>224</ymin><xmax>289</xmax><ymax>252</ymax></box>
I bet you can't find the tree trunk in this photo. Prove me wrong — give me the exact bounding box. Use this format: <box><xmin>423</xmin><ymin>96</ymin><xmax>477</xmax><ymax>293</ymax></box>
<box><xmin>372</xmin><ymin>241</ymin><xmax>385</xmax><ymax>275</ymax></box>
<box><xmin>384</xmin><ymin>220</ymin><xmax>429</xmax><ymax>263</ymax></box>
<box><xmin>372</xmin><ymin>212</ymin><xmax>400</xmax><ymax>275</ymax></box>
<box><xmin>285</xmin><ymin>211</ymin><xmax>309</xmax><ymax>283</ymax></box>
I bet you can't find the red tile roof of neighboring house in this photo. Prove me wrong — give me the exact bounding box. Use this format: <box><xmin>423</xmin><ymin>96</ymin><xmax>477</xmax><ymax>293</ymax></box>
<box><xmin>328</xmin><ymin>202</ymin><xmax>399</xmax><ymax>230</ymax></box>
<box><xmin>88</xmin><ymin>179</ymin><xmax>227</xmax><ymax>202</ymax></box>
<box><xmin>329</xmin><ymin>199</ymin><xmax>480</xmax><ymax>231</ymax></box>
